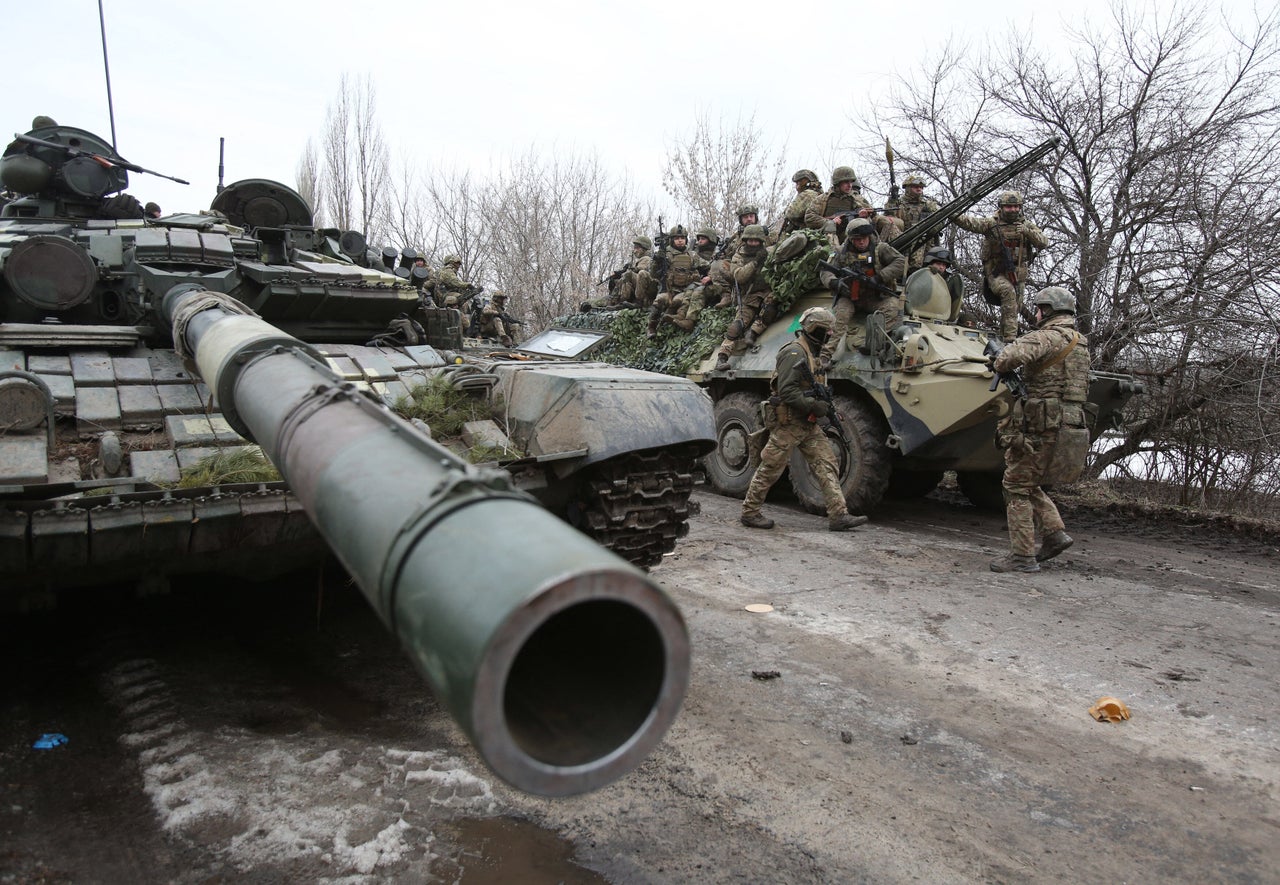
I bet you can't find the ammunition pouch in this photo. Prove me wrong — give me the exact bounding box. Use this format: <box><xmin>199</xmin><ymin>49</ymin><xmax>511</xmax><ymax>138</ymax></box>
<box><xmin>760</xmin><ymin>395</ymin><xmax>785</xmax><ymax>430</ymax></box>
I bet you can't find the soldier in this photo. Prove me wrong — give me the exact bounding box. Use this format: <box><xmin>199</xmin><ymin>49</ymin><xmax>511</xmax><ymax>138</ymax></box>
<box><xmin>954</xmin><ymin>190</ymin><xmax>1048</xmax><ymax>341</ymax></box>
<box><xmin>713</xmin><ymin>224</ymin><xmax>777</xmax><ymax>370</ymax></box>
<box><xmin>781</xmin><ymin>169</ymin><xmax>824</xmax><ymax>235</ymax></box>
<box><xmin>436</xmin><ymin>255</ymin><xmax>480</xmax><ymax>308</ymax></box>
<box><xmin>740</xmin><ymin>307</ymin><xmax>868</xmax><ymax>532</ymax></box>
<box><xmin>988</xmin><ymin>287</ymin><xmax>1090</xmax><ymax>573</ymax></box>
<box><xmin>648</xmin><ymin>225</ymin><xmax>710</xmax><ymax>336</ymax></box>
<box><xmin>612</xmin><ymin>235</ymin><xmax>657</xmax><ymax>308</ymax></box>
<box><xmin>816</xmin><ymin>218</ymin><xmax>907</xmax><ymax>366</ymax></box>
<box><xmin>883</xmin><ymin>174</ymin><xmax>940</xmax><ymax>271</ymax></box>
<box><xmin>144</xmin><ymin>201</ymin><xmax>162</xmax><ymax>219</ymax></box>
<box><xmin>693</xmin><ymin>226</ymin><xmax>718</xmax><ymax>265</ymax></box>
<box><xmin>479</xmin><ymin>292</ymin><xmax>515</xmax><ymax>347</ymax></box>
<box><xmin>806</xmin><ymin>166</ymin><xmax>874</xmax><ymax>245</ymax></box>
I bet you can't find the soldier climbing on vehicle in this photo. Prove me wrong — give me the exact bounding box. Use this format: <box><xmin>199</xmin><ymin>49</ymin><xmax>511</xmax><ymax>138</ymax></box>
<box><xmin>954</xmin><ymin>190</ymin><xmax>1048</xmax><ymax>341</ymax></box>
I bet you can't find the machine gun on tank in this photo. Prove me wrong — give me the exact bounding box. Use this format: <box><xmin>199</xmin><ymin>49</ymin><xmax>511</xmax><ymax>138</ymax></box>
<box><xmin>12</xmin><ymin>132</ymin><xmax>189</xmax><ymax>184</ymax></box>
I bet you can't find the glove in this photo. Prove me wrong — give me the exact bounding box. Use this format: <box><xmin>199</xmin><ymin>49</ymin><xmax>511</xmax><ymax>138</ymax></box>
<box><xmin>827</xmin><ymin>277</ymin><xmax>846</xmax><ymax>295</ymax></box>
<box><xmin>809</xmin><ymin>400</ymin><xmax>831</xmax><ymax>418</ymax></box>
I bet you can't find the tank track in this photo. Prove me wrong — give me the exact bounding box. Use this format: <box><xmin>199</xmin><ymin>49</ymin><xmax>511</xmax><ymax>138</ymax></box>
<box><xmin>578</xmin><ymin>445</ymin><xmax>702</xmax><ymax>570</ymax></box>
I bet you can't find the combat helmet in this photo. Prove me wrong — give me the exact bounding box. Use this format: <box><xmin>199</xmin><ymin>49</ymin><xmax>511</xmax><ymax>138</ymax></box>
<box><xmin>741</xmin><ymin>224</ymin><xmax>767</xmax><ymax>241</ymax></box>
<box><xmin>736</xmin><ymin>204</ymin><xmax>759</xmax><ymax>222</ymax></box>
<box><xmin>799</xmin><ymin>306</ymin><xmax>835</xmax><ymax>334</ymax></box>
<box><xmin>792</xmin><ymin>169</ymin><xmax>819</xmax><ymax>185</ymax></box>
<box><xmin>832</xmin><ymin>166</ymin><xmax>859</xmax><ymax>187</ymax></box>
<box><xmin>1032</xmin><ymin>287</ymin><xmax>1076</xmax><ymax>316</ymax></box>
<box><xmin>443</xmin><ymin>254</ymin><xmax>462</xmax><ymax>267</ymax></box>
<box><xmin>846</xmin><ymin>218</ymin><xmax>875</xmax><ymax>239</ymax></box>
<box><xmin>998</xmin><ymin>190</ymin><xmax>1022</xmax><ymax>206</ymax></box>
<box><xmin>633</xmin><ymin>234</ymin><xmax>653</xmax><ymax>250</ymax></box>
<box><xmin>695</xmin><ymin>225</ymin><xmax>717</xmax><ymax>241</ymax></box>
<box><xmin>667</xmin><ymin>224</ymin><xmax>688</xmax><ymax>239</ymax></box>
<box><xmin>923</xmin><ymin>246</ymin><xmax>953</xmax><ymax>267</ymax></box>
<box><xmin>903</xmin><ymin>173</ymin><xmax>926</xmax><ymax>187</ymax></box>
<box><xmin>491</xmin><ymin>291</ymin><xmax>508</xmax><ymax>303</ymax></box>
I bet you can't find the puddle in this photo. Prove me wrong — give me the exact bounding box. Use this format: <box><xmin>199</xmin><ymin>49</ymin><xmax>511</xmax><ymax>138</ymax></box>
<box><xmin>442</xmin><ymin>816</ymin><xmax>608</xmax><ymax>883</ymax></box>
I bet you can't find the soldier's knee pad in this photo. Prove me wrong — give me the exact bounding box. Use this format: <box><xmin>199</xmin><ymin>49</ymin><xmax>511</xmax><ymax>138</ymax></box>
<box><xmin>726</xmin><ymin>318</ymin><xmax>745</xmax><ymax>341</ymax></box>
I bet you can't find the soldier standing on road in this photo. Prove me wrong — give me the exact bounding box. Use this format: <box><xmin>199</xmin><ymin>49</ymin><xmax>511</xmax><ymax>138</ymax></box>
<box><xmin>781</xmin><ymin>169</ymin><xmax>825</xmax><ymax>235</ymax></box>
<box><xmin>954</xmin><ymin>191</ymin><xmax>1048</xmax><ymax>341</ymax></box>
<box><xmin>740</xmin><ymin>307</ymin><xmax>868</xmax><ymax>532</ymax></box>
<box><xmin>883</xmin><ymin>174</ymin><xmax>940</xmax><ymax>271</ymax></box>
<box><xmin>816</xmin><ymin>218</ymin><xmax>907</xmax><ymax>367</ymax></box>
<box><xmin>713</xmin><ymin>224</ymin><xmax>777</xmax><ymax>370</ymax></box>
<box><xmin>806</xmin><ymin>166</ymin><xmax>873</xmax><ymax>245</ymax></box>
<box><xmin>988</xmin><ymin>287</ymin><xmax>1090</xmax><ymax>573</ymax></box>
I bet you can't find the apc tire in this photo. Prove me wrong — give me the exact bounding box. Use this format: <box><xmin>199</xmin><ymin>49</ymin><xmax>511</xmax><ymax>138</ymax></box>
<box><xmin>704</xmin><ymin>390</ymin><xmax>764</xmax><ymax>499</ymax></box>
<box><xmin>887</xmin><ymin>468</ymin><xmax>944</xmax><ymax>499</ymax></box>
<box><xmin>958</xmin><ymin>470</ymin><xmax>1006</xmax><ymax>511</ymax></box>
<box><xmin>789</xmin><ymin>394</ymin><xmax>891</xmax><ymax>516</ymax></box>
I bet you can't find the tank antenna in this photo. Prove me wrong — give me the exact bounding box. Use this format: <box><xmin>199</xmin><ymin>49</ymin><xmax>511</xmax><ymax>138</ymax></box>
<box><xmin>217</xmin><ymin>137</ymin><xmax>225</xmax><ymax>193</ymax></box>
<box><xmin>97</xmin><ymin>0</ymin><xmax>118</xmax><ymax>148</ymax></box>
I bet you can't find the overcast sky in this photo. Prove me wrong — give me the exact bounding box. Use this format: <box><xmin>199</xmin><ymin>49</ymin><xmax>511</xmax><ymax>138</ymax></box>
<box><xmin>7</xmin><ymin>0</ymin><xmax>1259</xmax><ymax>235</ymax></box>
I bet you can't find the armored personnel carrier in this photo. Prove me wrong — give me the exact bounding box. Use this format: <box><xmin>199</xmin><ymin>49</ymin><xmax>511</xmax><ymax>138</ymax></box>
<box><xmin>561</xmin><ymin>139</ymin><xmax>1142</xmax><ymax>512</ymax></box>
<box><xmin>0</xmin><ymin>122</ymin><xmax>703</xmax><ymax>795</ymax></box>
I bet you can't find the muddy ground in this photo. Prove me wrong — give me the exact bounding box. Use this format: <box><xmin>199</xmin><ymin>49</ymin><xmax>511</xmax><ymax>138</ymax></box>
<box><xmin>2</xmin><ymin>487</ymin><xmax>1277</xmax><ymax>883</ymax></box>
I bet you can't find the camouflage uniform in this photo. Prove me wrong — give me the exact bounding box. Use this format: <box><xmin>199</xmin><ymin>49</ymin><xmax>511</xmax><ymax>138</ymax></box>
<box><xmin>781</xmin><ymin>170</ymin><xmax>825</xmax><ymax>235</ymax></box>
<box><xmin>436</xmin><ymin>258</ymin><xmax>476</xmax><ymax>308</ymax></box>
<box><xmin>954</xmin><ymin>200</ymin><xmax>1048</xmax><ymax>340</ymax></box>
<box><xmin>648</xmin><ymin>234</ymin><xmax>711</xmax><ymax>334</ymax></box>
<box><xmin>806</xmin><ymin>168</ymin><xmax>875</xmax><ymax>245</ymax></box>
<box><xmin>479</xmin><ymin>294</ymin><xmax>514</xmax><ymax>346</ymax></box>
<box><xmin>742</xmin><ymin>333</ymin><xmax>852</xmax><ymax>523</ymax></box>
<box><xmin>613</xmin><ymin>239</ymin><xmax>658</xmax><ymax>308</ymax></box>
<box><xmin>883</xmin><ymin>178</ymin><xmax>940</xmax><ymax>271</ymax></box>
<box><xmin>714</xmin><ymin>230</ymin><xmax>776</xmax><ymax>365</ymax></box>
<box><xmin>816</xmin><ymin>226</ymin><xmax>906</xmax><ymax>363</ymax></box>
<box><xmin>993</xmin><ymin>309</ymin><xmax>1090</xmax><ymax>564</ymax></box>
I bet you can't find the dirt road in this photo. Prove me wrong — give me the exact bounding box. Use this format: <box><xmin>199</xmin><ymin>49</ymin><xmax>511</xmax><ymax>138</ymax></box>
<box><xmin>3</xmin><ymin>489</ymin><xmax>1277</xmax><ymax>882</ymax></box>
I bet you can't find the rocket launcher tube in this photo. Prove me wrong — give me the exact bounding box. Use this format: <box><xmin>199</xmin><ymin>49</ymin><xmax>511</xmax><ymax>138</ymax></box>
<box><xmin>162</xmin><ymin>287</ymin><xmax>690</xmax><ymax>796</ymax></box>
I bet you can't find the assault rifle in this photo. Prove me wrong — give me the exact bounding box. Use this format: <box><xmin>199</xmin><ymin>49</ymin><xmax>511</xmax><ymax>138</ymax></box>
<box><xmin>13</xmin><ymin>132</ymin><xmax>190</xmax><ymax>184</ymax></box>
<box><xmin>797</xmin><ymin>359</ymin><xmax>849</xmax><ymax>447</ymax></box>
<box><xmin>887</xmin><ymin>137</ymin><xmax>1061</xmax><ymax>260</ymax></box>
<box><xmin>653</xmin><ymin>216</ymin><xmax>670</xmax><ymax>292</ymax></box>
<box><xmin>984</xmin><ymin>338</ymin><xmax>1028</xmax><ymax>398</ymax></box>
<box><xmin>817</xmin><ymin>259</ymin><xmax>899</xmax><ymax>303</ymax></box>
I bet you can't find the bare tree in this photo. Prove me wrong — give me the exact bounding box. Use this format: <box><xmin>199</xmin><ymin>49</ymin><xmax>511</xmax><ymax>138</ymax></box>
<box><xmin>295</xmin><ymin>138</ymin><xmax>323</xmax><ymax>223</ymax></box>
<box><xmin>319</xmin><ymin>73</ymin><xmax>390</xmax><ymax>242</ymax></box>
<box><xmin>662</xmin><ymin>111</ymin><xmax>789</xmax><ymax>235</ymax></box>
<box><xmin>866</xmin><ymin>3</ymin><xmax>1280</xmax><ymax>509</ymax></box>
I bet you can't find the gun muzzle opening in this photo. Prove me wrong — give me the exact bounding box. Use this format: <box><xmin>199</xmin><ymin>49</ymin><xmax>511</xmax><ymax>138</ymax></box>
<box><xmin>470</xmin><ymin>569</ymin><xmax>689</xmax><ymax>797</ymax></box>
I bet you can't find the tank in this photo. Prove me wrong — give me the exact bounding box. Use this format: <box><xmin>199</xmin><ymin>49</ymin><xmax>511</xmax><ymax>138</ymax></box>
<box><xmin>0</xmin><ymin>123</ymin><xmax>714</xmax><ymax>601</ymax></box>
<box><xmin>0</xmin><ymin>124</ymin><xmax>705</xmax><ymax>795</ymax></box>
<box><xmin>558</xmin><ymin>139</ymin><xmax>1144</xmax><ymax>512</ymax></box>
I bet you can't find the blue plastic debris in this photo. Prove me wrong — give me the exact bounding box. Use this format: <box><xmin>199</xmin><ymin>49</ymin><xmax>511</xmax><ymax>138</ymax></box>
<box><xmin>32</xmin><ymin>733</ymin><xmax>68</xmax><ymax>750</ymax></box>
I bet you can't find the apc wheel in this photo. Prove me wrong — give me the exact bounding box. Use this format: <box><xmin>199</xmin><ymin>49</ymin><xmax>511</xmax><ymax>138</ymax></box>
<box><xmin>958</xmin><ymin>470</ymin><xmax>1006</xmax><ymax>510</ymax></box>
<box><xmin>789</xmin><ymin>394</ymin><xmax>892</xmax><ymax>516</ymax></box>
<box><xmin>887</xmin><ymin>468</ymin><xmax>944</xmax><ymax>499</ymax></box>
<box><xmin>704</xmin><ymin>390</ymin><xmax>764</xmax><ymax>499</ymax></box>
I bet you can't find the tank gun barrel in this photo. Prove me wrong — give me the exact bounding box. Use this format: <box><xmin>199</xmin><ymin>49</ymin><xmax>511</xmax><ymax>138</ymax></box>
<box><xmin>160</xmin><ymin>286</ymin><xmax>690</xmax><ymax>796</ymax></box>
<box><xmin>888</xmin><ymin>137</ymin><xmax>1060</xmax><ymax>257</ymax></box>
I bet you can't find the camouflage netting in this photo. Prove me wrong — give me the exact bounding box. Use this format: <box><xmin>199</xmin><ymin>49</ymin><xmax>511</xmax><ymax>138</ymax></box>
<box><xmin>557</xmin><ymin>306</ymin><xmax>735</xmax><ymax>376</ymax></box>
<box><xmin>762</xmin><ymin>229</ymin><xmax>832</xmax><ymax>311</ymax></box>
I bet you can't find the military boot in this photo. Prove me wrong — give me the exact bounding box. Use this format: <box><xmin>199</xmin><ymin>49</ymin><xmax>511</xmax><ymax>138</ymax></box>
<box><xmin>741</xmin><ymin>512</ymin><xmax>775</xmax><ymax>529</ymax></box>
<box><xmin>1037</xmin><ymin>530</ymin><xmax>1074</xmax><ymax>562</ymax></box>
<box><xmin>744</xmin><ymin>328</ymin><xmax>758</xmax><ymax>346</ymax></box>
<box><xmin>714</xmin><ymin>351</ymin><xmax>731</xmax><ymax>371</ymax></box>
<box><xmin>828</xmin><ymin>513</ymin><xmax>868</xmax><ymax>532</ymax></box>
<box><xmin>989</xmin><ymin>554</ymin><xmax>1040</xmax><ymax>573</ymax></box>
